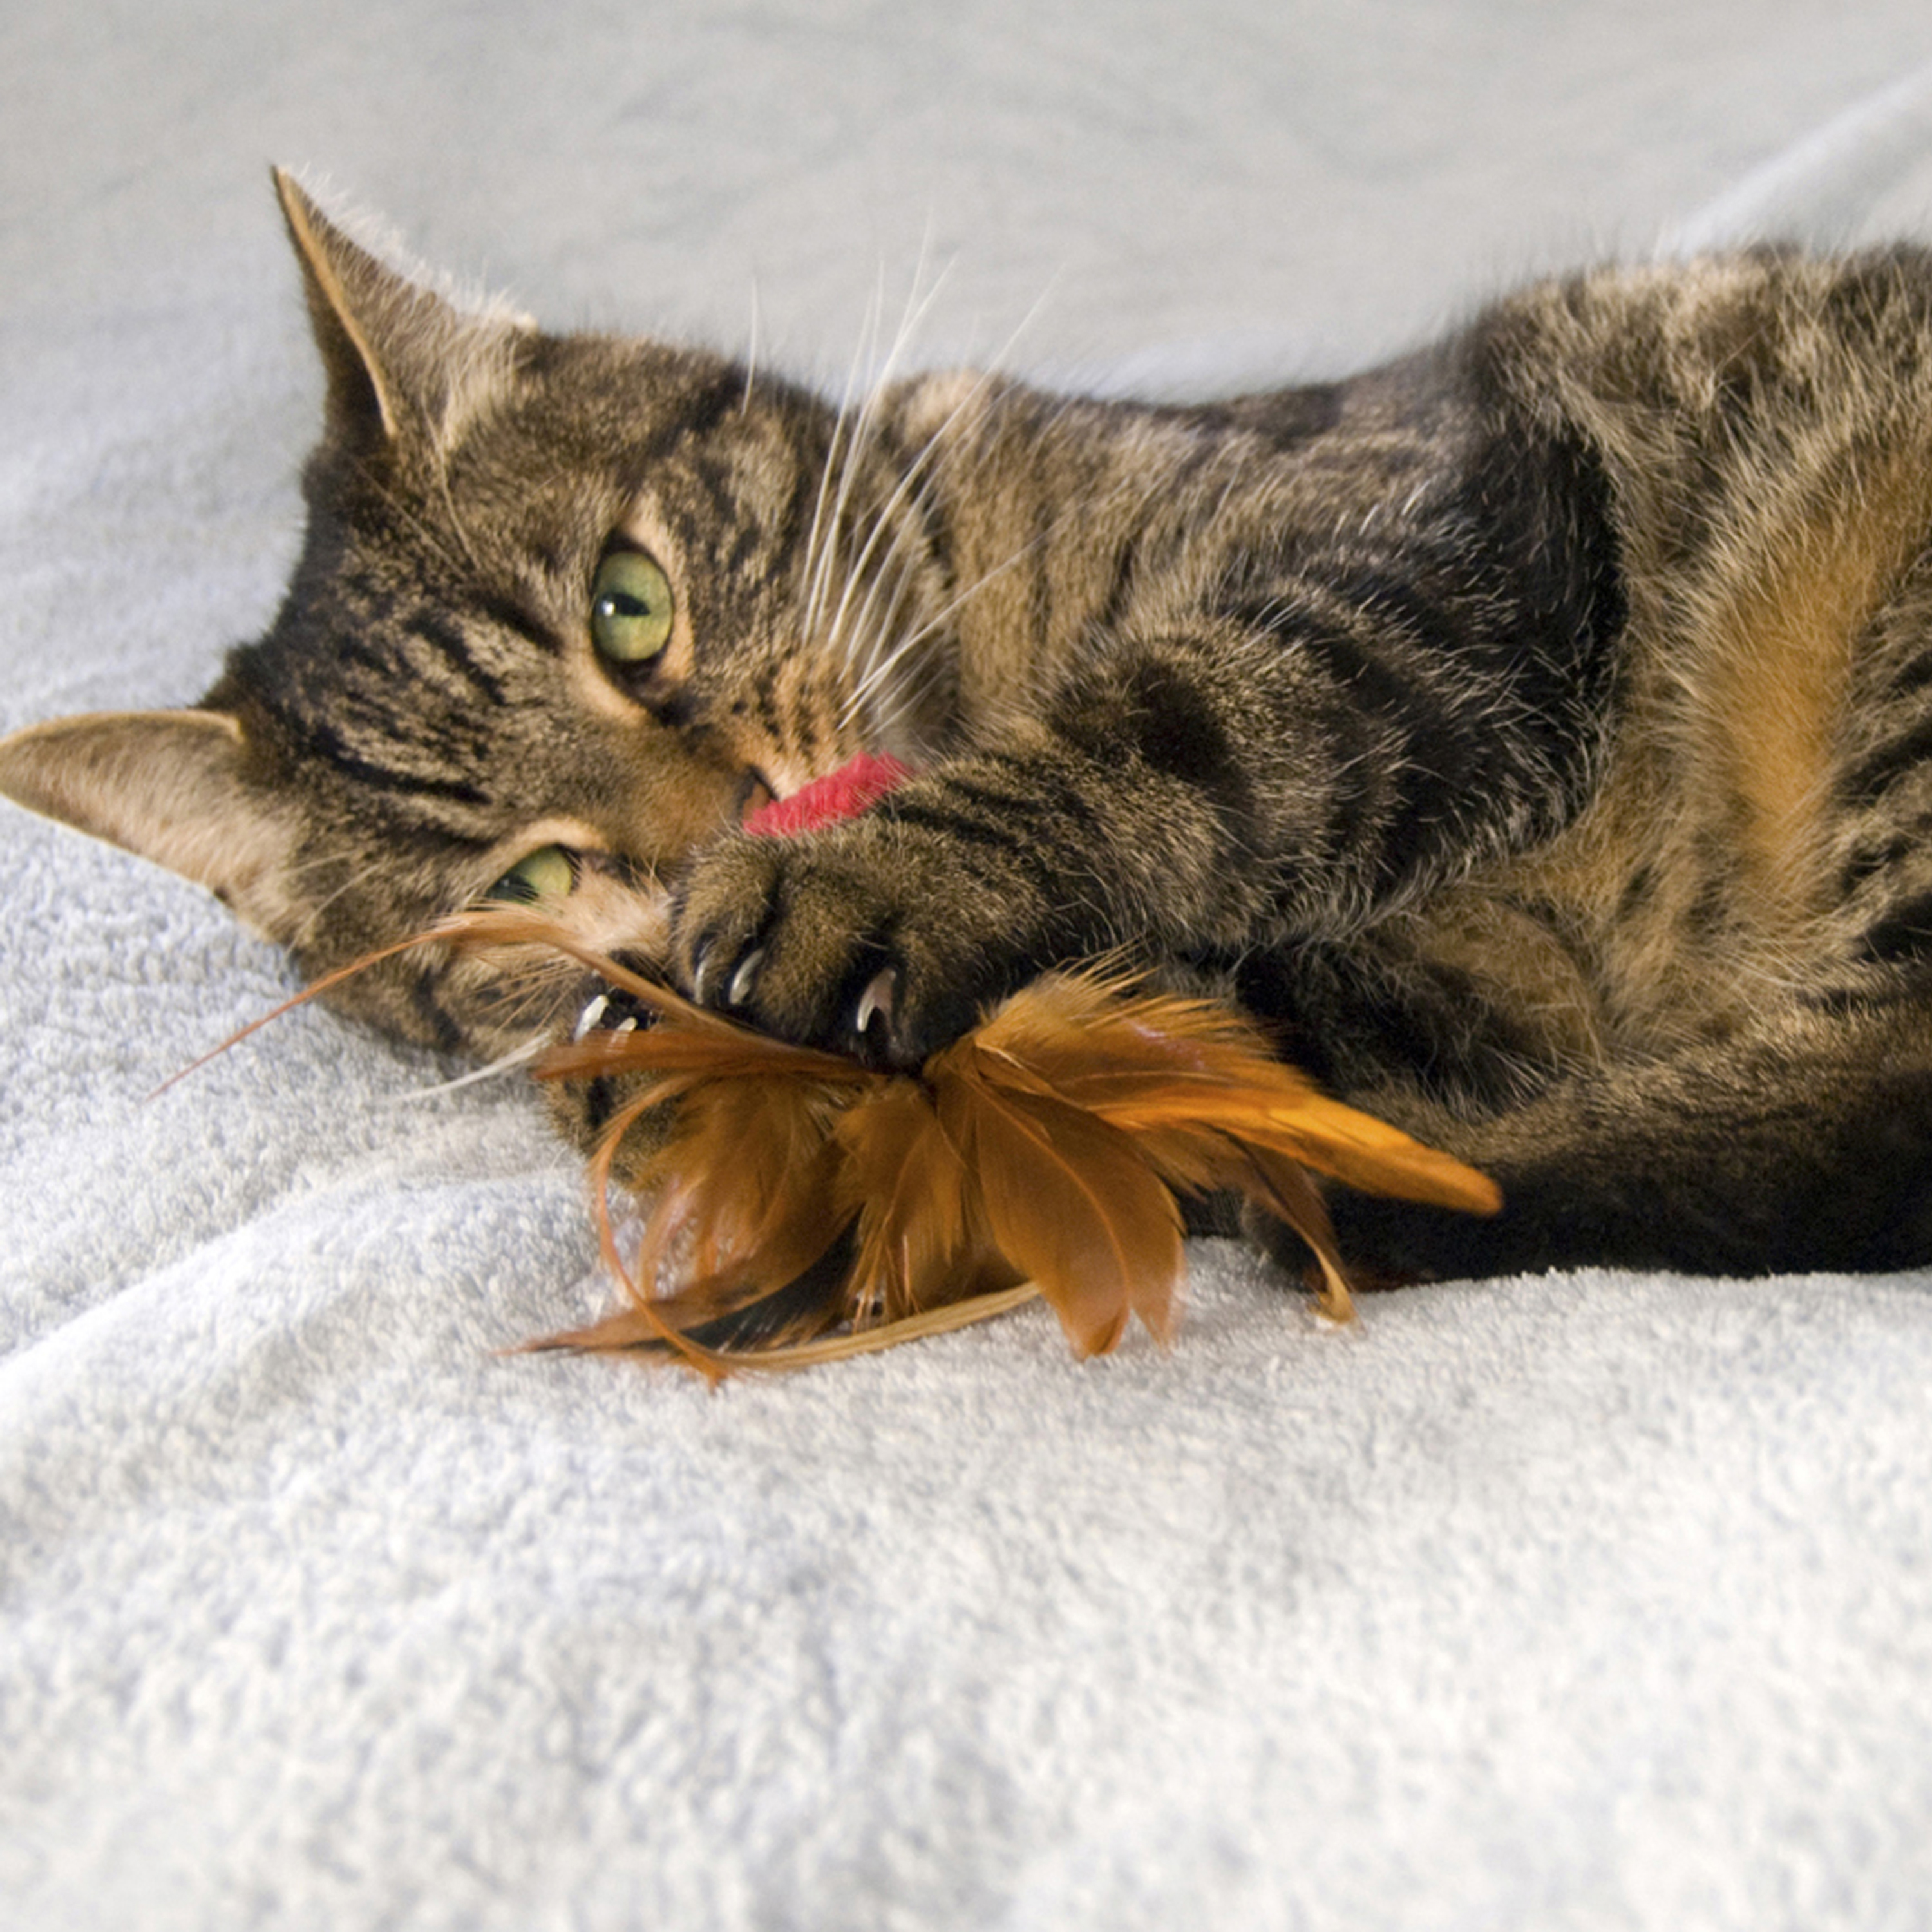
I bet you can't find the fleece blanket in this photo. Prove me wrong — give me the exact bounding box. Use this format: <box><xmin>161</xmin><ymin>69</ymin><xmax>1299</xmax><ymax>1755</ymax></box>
<box><xmin>7</xmin><ymin>5</ymin><xmax>1932</xmax><ymax>1926</ymax></box>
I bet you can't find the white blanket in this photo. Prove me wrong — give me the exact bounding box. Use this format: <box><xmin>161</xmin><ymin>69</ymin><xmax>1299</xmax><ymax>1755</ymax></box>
<box><xmin>8</xmin><ymin>6</ymin><xmax>1932</xmax><ymax>1926</ymax></box>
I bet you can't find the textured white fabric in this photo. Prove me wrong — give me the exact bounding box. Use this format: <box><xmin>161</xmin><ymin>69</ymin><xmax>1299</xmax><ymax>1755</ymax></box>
<box><xmin>6</xmin><ymin>5</ymin><xmax>1932</xmax><ymax>1926</ymax></box>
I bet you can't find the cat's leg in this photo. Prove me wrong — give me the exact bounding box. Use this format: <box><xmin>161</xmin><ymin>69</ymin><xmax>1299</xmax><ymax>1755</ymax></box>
<box><xmin>1282</xmin><ymin>981</ymin><xmax>1932</xmax><ymax>1278</ymax></box>
<box><xmin>667</xmin><ymin>591</ymin><xmax>1603</xmax><ymax>1066</ymax></box>
<box><xmin>1346</xmin><ymin>495</ymin><xmax>1932</xmax><ymax>1283</ymax></box>
<box><xmin>670</xmin><ymin>559</ymin><xmax>1621</xmax><ymax>1065</ymax></box>
<box><xmin>667</xmin><ymin>683</ymin><xmax>1278</xmax><ymax>1066</ymax></box>
<box><xmin>668</xmin><ymin>364</ymin><xmax>1625</xmax><ymax>1062</ymax></box>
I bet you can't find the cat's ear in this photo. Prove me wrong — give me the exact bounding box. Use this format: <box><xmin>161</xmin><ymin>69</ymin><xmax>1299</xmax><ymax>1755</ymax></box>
<box><xmin>0</xmin><ymin>710</ymin><xmax>298</xmax><ymax>933</ymax></box>
<box><xmin>271</xmin><ymin>166</ymin><xmax>514</xmax><ymax>452</ymax></box>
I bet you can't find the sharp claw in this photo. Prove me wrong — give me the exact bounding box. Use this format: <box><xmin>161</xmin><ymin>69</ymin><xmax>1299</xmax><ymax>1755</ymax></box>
<box><xmin>690</xmin><ymin>942</ymin><xmax>715</xmax><ymax>1005</ymax></box>
<box><xmin>855</xmin><ymin>965</ymin><xmax>898</xmax><ymax>1038</ymax></box>
<box><xmin>727</xmin><ymin>947</ymin><xmax>765</xmax><ymax>1009</ymax></box>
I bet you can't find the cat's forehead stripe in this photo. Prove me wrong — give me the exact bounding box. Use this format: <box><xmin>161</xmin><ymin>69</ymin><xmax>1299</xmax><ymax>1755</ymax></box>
<box><xmin>471</xmin><ymin>589</ymin><xmax>562</xmax><ymax>657</ymax></box>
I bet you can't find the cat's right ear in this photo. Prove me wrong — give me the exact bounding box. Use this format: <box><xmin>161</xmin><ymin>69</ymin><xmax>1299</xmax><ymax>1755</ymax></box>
<box><xmin>0</xmin><ymin>710</ymin><xmax>298</xmax><ymax>936</ymax></box>
<box><xmin>271</xmin><ymin>166</ymin><xmax>506</xmax><ymax>453</ymax></box>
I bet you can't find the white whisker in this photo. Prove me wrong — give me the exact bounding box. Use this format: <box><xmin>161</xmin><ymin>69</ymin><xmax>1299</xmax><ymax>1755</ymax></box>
<box><xmin>802</xmin><ymin>287</ymin><xmax>885</xmax><ymax>641</ymax></box>
<box><xmin>812</xmin><ymin>289</ymin><xmax>897</xmax><ymax>647</ymax></box>
<box><xmin>388</xmin><ymin>1035</ymin><xmax>548</xmax><ymax>1104</ymax></box>
<box><xmin>841</xmin><ymin>527</ymin><xmax>1055</xmax><ymax>732</ymax></box>
<box><xmin>741</xmin><ymin>277</ymin><xmax>761</xmax><ymax>415</ymax></box>
<box><xmin>820</xmin><ymin>399</ymin><xmax>953</xmax><ymax>665</ymax></box>
<box><xmin>820</xmin><ymin>279</ymin><xmax>1063</xmax><ymax>734</ymax></box>
<box><xmin>824</xmin><ymin>459</ymin><xmax>943</xmax><ymax>682</ymax></box>
<box><xmin>809</xmin><ymin>254</ymin><xmax>961</xmax><ymax>668</ymax></box>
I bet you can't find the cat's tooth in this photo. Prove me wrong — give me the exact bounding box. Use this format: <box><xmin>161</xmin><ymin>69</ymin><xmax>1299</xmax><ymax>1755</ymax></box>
<box><xmin>611</xmin><ymin>1016</ymin><xmax>639</xmax><ymax>1036</ymax></box>
<box><xmin>727</xmin><ymin>948</ymin><xmax>764</xmax><ymax>1009</ymax></box>
<box><xmin>690</xmin><ymin>943</ymin><xmax>715</xmax><ymax>1005</ymax></box>
<box><xmin>572</xmin><ymin>992</ymin><xmax>611</xmax><ymax>1041</ymax></box>
<box><xmin>855</xmin><ymin>965</ymin><xmax>898</xmax><ymax>1037</ymax></box>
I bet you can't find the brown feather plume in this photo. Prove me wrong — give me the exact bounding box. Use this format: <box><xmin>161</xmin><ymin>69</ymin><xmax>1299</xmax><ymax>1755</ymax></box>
<box><xmin>193</xmin><ymin>909</ymin><xmax>1500</xmax><ymax>1375</ymax></box>
<box><xmin>495</xmin><ymin>932</ymin><xmax>1501</xmax><ymax>1374</ymax></box>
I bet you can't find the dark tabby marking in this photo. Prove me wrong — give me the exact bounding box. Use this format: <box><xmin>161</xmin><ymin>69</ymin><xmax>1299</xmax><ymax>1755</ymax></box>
<box><xmin>8</xmin><ymin>169</ymin><xmax>1932</xmax><ymax>1282</ymax></box>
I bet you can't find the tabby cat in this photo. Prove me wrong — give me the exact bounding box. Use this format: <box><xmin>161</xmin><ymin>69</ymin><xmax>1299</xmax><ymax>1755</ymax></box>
<box><xmin>8</xmin><ymin>168</ymin><xmax>1932</xmax><ymax>1283</ymax></box>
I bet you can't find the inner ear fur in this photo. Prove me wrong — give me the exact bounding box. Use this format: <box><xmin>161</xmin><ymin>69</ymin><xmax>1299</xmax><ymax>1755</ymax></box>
<box><xmin>0</xmin><ymin>708</ymin><xmax>296</xmax><ymax>924</ymax></box>
<box><xmin>272</xmin><ymin>166</ymin><xmax>524</xmax><ymax>454</ymax></box>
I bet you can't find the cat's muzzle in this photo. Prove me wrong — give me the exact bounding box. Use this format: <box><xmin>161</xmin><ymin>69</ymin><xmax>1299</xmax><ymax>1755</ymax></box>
<box><xmin>571</xmin><ymin>981</ymin><xmax>657</xmax><ymax>1041</ymax></box>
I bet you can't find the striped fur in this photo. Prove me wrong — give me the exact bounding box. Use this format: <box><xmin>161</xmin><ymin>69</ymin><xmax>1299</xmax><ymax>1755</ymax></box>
<box><xmin>10</xmin><ymin>177</ymin><xmax>1932</xmax><ymax>1276</ymax></box>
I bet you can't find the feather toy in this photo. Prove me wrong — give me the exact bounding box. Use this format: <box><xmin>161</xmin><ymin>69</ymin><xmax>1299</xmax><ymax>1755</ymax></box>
<box><xmin>527</xmin><ymin>955</ymin><xmax>1502</xmax><ymax>1376</ymax></box>
<box><xmin>193</xmin><ymin>749</ymin><xmax>1499</xmax><ymax>1376</ymax></box>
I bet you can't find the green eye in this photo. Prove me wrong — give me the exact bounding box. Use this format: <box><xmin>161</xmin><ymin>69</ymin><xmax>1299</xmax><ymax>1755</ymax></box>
<box><xmin>484</xmin><ymin>844</ymin><xmax>576</xmax><ymax>904</ymax></box>
<box><xmin>591</xmin><ymin>549</ymin><xmax>675</xmax><ymax>663</ymax></box>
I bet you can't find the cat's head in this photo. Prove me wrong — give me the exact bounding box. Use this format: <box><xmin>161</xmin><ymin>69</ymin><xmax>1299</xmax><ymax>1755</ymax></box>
<box><xmin>0</xmin><ymin>171</ymin><xmax>957</xmax><ymax>1059</ymax></box>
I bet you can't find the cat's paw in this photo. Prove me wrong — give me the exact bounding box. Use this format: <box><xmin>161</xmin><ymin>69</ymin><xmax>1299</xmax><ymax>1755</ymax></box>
<box><xmin>670</xmin><ymin>818</ymin><xmax>1045</xmax><ymax>1067</ymax></box>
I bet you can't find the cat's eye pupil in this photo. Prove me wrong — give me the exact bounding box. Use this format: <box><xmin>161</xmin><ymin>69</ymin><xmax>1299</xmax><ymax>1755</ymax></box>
<box><xmin>484</xmin><ymin>843</ymin><xmax>576</xmax><ymax>904</ymax></box>
<box><xmin>591</xmin><ymin>550</ymin><xmax>674</xmax><ymax>664</ymax></box>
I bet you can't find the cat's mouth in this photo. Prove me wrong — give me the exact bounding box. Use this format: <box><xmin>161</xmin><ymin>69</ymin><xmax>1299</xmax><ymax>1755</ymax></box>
<box><xmin>740</xmin><ymin>752</ymin><xmax>910</xmax><ymax>838</ymax></box>
<box><xmin>736</xmin><ymin>768</ymin><xmax>777</xmax><ymax>823</ymax></box>
<box><xmin>570</xmin><ymin>980</ymin><xmax>658</xmax><ymax>1042</ymax></box>
<box><xmin>559</xmin><ymin>752</ymin><xmax>913</xmax><ymax>1054</ymax></box>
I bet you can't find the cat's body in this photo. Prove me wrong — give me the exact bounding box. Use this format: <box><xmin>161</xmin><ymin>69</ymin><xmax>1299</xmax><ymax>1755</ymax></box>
<box><xmin>8</xmin><ymin>173</ymin><xmax>1932</xmax><ymax>1282</ymax></box>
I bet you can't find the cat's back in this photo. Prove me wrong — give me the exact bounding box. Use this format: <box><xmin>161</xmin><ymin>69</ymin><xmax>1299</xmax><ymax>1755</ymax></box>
<box><xmin>1416</xmin><ymin>246</ymin><xmax>1932</xmax><ymax>1061</ymax></box>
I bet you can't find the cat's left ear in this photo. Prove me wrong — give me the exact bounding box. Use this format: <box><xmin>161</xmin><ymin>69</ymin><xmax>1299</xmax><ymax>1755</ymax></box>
<box><xmin>271</xmin><ymin>166</ymin><xmax>520</xmax><ymax>453</ymax></box>
<box><xmin>0</xmin><ymin>709</ymin><xmax>299</xmax><ymax>935</ymax></box>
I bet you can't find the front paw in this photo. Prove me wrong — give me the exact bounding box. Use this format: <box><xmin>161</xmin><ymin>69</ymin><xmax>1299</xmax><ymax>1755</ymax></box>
<box><xmin>671</xmin><ymin>818</ymin><xmax>1048</xmax><ymax>1066</ymax></box>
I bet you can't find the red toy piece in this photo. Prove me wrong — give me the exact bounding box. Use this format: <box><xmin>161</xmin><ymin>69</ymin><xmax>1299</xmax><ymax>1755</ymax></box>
<box><xmin>743</xmin><ymin>753</ymin><xmax>912</xmax><ymax>837</ymax></box>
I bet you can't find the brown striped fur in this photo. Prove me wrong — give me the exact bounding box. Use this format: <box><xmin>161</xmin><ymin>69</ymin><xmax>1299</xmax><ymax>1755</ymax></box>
<box><xmin>9</xmin><ymin>175</ymin><xmax>1932</xmax><ymax>1278</ymax></box>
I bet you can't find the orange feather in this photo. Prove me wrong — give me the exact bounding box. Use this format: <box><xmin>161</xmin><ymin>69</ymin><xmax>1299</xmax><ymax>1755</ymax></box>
<box><xmin>937</xmin><ymin>1066</ymin><xmax>1186</xmax><ymax>1355</ymax></box>
<box><xmin>516</xmin><ymin>956</ymin><xmax>1501</xmax><ymax>1372</ymax></box>
<box><xmin>202</xmin><ymin>911</ymin><xmax>1499</xmax><ymax>1373</ymax></box>
<box><xmin>833</xmin><ymin>1077</ymin><xmax>983</xmax><ymax>1322</ymax></box>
